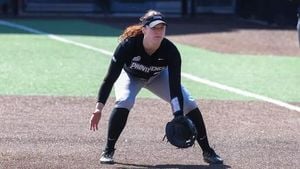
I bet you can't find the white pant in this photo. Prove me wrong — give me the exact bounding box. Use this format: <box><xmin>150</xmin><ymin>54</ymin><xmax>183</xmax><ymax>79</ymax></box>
<box><xmin>114</xmin><ymin>68</ymin><xmax>198</xmax><ymax>114</ymax></box>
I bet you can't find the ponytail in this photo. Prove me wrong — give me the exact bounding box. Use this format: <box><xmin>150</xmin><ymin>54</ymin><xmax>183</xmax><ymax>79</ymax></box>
<box><xmin>119</xmin><ymin>24</ymin><xmax>143</xmax><ymax>42</ymax></box>
<box><xmin>118</xmin><ymin>10</ymin><xmax>163</xmax><ymax>42</ymax></box>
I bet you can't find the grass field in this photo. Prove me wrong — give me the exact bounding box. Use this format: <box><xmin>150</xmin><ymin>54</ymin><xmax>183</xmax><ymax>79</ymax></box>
<box><xmin>1</xmin><ymin>19</ymin><xmax>299</xmax><ymax>102</ymax></box>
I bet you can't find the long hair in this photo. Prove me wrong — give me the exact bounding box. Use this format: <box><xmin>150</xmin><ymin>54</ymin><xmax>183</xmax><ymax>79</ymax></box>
<box><xmin>118</xmin><ymin>10</ymin><xmax>163</xmax><ymax>42</ymax></box>
<box><xmin>118</xmin><ymin>24</ymin><xmax>143</xmax><ymax>42</ymax></box>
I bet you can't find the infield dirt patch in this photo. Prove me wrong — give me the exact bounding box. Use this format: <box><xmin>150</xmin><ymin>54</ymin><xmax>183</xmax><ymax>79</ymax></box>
<box><xmin>1</xmin><ymin>96</ymin><xmax>299</xmax><ymax>169</ymax></box>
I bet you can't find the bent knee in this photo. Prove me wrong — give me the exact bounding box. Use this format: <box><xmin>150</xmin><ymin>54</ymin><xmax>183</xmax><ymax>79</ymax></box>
<box><xmin>114</xmin><ymin>99</ymin><xmax>135</xmax><ymax>110</ymax></box>
<box><xmin>183</xmin><ymin>100</ymin><xmax>198</xmax><ymax>115</ymax></box>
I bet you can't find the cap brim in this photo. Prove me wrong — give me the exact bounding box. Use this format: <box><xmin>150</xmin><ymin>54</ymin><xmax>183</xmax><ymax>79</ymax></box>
<box><xmin>148</xmin><ymin>20</ymin><xmax>167</xmax><ymax>28</ymax></box>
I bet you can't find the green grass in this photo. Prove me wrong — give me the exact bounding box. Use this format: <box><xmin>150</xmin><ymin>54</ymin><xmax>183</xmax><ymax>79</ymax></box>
<box><xmin>0</xmin><ymin>19</ymin><xmax>299</xmax><ymax>102</ymax></box>
<box><xmin>0</xmin><ymin>34</ymin><xmax>106</xmax><ymax>96</ymax></box>
<box><xmin>178</xmin><ymin>44</ymin><xmax>300</xmax><ymax>101</ymax></box>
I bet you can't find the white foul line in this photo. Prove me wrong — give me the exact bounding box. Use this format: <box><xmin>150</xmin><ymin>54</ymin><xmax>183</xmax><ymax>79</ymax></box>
<box><xmin>0</xmin><ymin>20</ymin><xmax>113</xmax><ymax>56</ymax></box>
<box><xmin>181</xmin><ymin>73</ymin><xmax>300</xmax><ymax>112</ymax></box>
<box><xmin>1</xmin><ymin>19</ymin><xmax>299</xmax><ymax>113</ymax></box>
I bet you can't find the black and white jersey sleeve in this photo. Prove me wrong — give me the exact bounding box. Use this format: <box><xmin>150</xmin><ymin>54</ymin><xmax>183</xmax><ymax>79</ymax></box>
<box><xmin>96</xmin><ymin>39</ymin><xmax>133</xmax><ymax>104</ymax></box>
<box><xmin>164</xmin><ymin>39</ymin><xmax>184</xmax><ymax>115</ymax></box>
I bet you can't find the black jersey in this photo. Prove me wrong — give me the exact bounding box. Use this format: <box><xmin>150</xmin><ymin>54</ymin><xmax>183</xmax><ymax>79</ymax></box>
<box><xmin>97</xmin><ymin>35</ymin><xmax>184</xmax><ymax>114</ymax></box>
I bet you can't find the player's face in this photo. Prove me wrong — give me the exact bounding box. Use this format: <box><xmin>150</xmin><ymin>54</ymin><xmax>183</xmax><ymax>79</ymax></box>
<box><xmin>143</xmin><ymin>23</ymin><xmax>166</xmax><ymax>43</ymax></box>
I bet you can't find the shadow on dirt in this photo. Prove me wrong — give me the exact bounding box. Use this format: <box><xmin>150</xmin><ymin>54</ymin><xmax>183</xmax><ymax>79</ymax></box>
<box><xmin>115</xmin><ymin>162</ymin><xmax>231</xmax><ymax>169</ymax></box>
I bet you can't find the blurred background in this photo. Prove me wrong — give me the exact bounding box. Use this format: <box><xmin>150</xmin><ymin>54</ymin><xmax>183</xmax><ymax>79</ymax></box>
<box><xmin>0</xmin><ymin>0</ymin><xmax>299</xmax><ymax>26</ymax></box>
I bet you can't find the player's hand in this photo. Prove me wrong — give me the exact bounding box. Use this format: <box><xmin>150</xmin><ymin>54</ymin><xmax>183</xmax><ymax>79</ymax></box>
<box><xmin>90</xmin><ymin>110</ymin><xmax>101</xmax><ymax>131</ymax></box>
<box><xmin>90</xmin><ymin>102</ymin><xmax>104</xmax><ymax>131</ymax></box>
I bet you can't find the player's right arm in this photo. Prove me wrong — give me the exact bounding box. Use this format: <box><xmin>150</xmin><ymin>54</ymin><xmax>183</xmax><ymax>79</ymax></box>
<box><xmin>90</xmin><ymin>56</ymin><xmax>124</xmax><ymax>131</ymax></box>
<box><xmin>90</xmin><ymin>39</ymin><xmax>132</xmax><ymax>131</ymax></box>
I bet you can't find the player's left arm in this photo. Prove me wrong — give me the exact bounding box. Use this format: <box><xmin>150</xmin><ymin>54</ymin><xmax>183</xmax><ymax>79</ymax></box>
<box><xmin>167</xmin><ymin>45</ymin><xmax>184</xmax><ymax>116</ymax></box>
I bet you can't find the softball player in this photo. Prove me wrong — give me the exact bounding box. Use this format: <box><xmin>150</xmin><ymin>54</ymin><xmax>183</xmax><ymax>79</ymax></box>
<box><xmin>90</xmin><ymin>10</ymin><xmax>223</xmax><ymax>165</ymax></box>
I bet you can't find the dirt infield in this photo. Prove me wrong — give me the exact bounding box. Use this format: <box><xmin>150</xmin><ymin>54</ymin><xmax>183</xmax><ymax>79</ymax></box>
<box><xmin>0</xmin><ymin>96</ymin><xmax>299</xmax><ymax>169</ymax></box>
<box><xmin>1</xmin><ymin>15</ymin><xmax>300</xmax><ymax>169</ymax></box>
